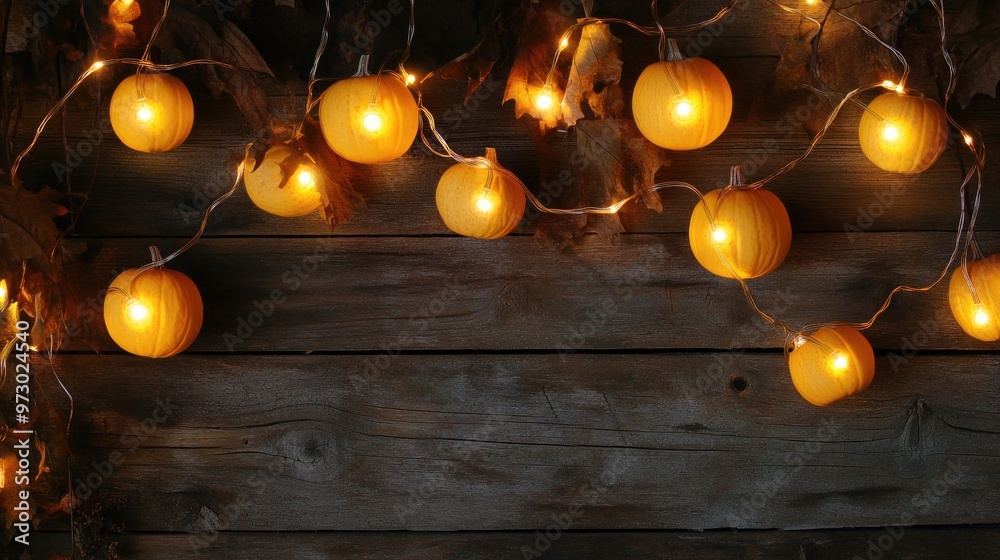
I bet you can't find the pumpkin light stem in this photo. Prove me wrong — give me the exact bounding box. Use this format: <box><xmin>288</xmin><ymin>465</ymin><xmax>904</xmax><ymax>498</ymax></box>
<box><xmin>148</xmin><ymin>246</ymin><xmax>164</xmax><ymax>268</ymax></box>
<box><xmin>729</xmin><ymin>165</ymin><xmax>746</xmax><ymax>188</ymax></box>
<box><xmin>353</xmin><ymin>54</ymin><xmax>372</xmax><ymax>78</ymax></box>
<box><xmin>664</xmin><ymin>38</ymin><xmax>684</xmax><ymax>62</ymax></box>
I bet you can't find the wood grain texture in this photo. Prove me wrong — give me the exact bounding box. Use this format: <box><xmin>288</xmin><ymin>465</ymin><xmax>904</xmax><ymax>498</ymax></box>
<box><xmin>16</xmin><ymin>527</ymin><xmax>1000</xmax><ymax>560</ymax></box>
<box><xmin>47</xmin><ymin>353</ymin><xmax>1000</xmax><ymax>533</ymax></box>
<box><xmin>64</xmin><ymin>232</ymin><xmax>1000</xmax><ymax>353</ymax></box>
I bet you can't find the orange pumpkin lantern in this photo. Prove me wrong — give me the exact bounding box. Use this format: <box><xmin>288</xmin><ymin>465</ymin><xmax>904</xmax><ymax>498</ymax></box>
<box><xmin>318</xmin><ymin>55</ymin><xmax>419</xmax><ymax>164</ymax></box>
<box><xmin>949</xmin><ymin>255</ymin><xmax>1000</xmax><ymax>342</ymax></box>
<box><xmin>104</xmin><ymin>261</ymin><xmax>203</xmax><ymax>358</ymax></box>
<box><xmin>435</xmin><ymin>148</ymin><xmax>526</xmax><ymax>239</ymax></box>
<box><xmin>244</xmin><ymin>145</ymin><xmax>323</xmax><ymax>217</ymax></box>
<box><xmin>632</xmin><ymin>38</ymin><xmax>732</xmax><ymax>151</ymax></box>
<box><xmin>688</xmin><ymin>167</ymin><xmax>791</xmax><ymax>279</ymax></box>
<box><xmin>110</xmin><ymin>73</ymin><xmax>194</xmax><ymax>153</ymax></box>
<box><xmin>788</xmin><ymin>326</ymin><xmax>876</xmax><ymax>407</ymax></box>
<box><xmin>858</xmin><ymin>92</ymin><xmax>948</xmax><ymax>174</ymax></box>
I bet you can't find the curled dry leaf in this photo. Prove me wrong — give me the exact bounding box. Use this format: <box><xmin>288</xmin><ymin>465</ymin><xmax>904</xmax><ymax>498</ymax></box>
<box><xmin>436</xmin><ymin>17</ymin><xmax>503</xmax><ymax>101</ymax></box>
<box><xmin>534</xmin><ymin>119</ymin><xmax>670</xmax><ymax>250</ymax></box>
<box><xmin>153</xmin><ymin>2</ymin><xmax>276</xmax><ymax>132</ymax></box>
<box><xmin>502</xmin><ymin>0</ymin><xmax>576</xmax><ymax>131</ymax></box>
<box><xmin>752</xmin><ymin>0</ymin><xmax>906</xmax><ymax>135</ymax></box>
<box><xmin>299</xmin><ymin>122</ymin><xmax>366</xmax><ymax>229</ymax></box>
<box><xmin>561</xmin><ymin>22</ymin><xmax>623</xmax><ymax>126</ymax></box>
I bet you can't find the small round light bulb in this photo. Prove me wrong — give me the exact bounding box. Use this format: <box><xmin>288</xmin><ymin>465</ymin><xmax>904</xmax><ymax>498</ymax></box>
<box><xmin>135</xmin><ymin>100</ymin><xmax>154</xmax><ymax>123</ymax></box>
<box><xmin>711</xmin><ymin>227</ymin><xmax>729</xmax><ymax>244</ymax></box>
<box><xmin>476</xmin><ymin>197</ymin><xmax>494</xmax><ymax>213</ymax></box>
<box><xmin>830</xmin><ymin>352</ymin><xmax>849</xmax><ymax>372</ymax></box>
<box><xmin>674</xmin><ymin>100</ymin><xmax>694</xmax><ymax>119</ymax></box>
<box><xmin>128</xmin><ymin>301</ymin><xmax>150</xmax><ymax>322</ymax></box>
<box><xmin>559</xmin><ymin>37</ymin><xmax>569</xmax><ymax>49</ymax></box>
<box><xmin>973</xmin><ymin>306</ymin><xmax>991</xmax><ymax>327</ymax></box>
<box><xmin>881</xmin><ymin>122</ymin><xmax>901</xmax><ymax>142</ymax></box>
<box><xmin>535</xmin><ymin>91</ymin><xmax>554</xmax><ymax>112</ymax></box>
<box><xmin>296</xmin><ymin>169</ymin><xmax>315</xmax><ymax>187</ymax></box>
<box><xmin>405</xmin><ymin>73</ymin><xmax>416</xmax><ymax>85</ymax></box>
<box><xmin>362</xmin><ymin>110</ymin><xmax>384</xmax><ymax>132</ymax></box>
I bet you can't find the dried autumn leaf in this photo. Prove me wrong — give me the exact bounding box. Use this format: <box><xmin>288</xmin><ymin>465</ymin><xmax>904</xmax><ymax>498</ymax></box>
<box><xmin>502</xmin><ymin>0</ymin><xmax>575</xmax><ymax>131</ymax></box>
<box><xmin>752</xmin><ymin>0</ymin><xmax>906</xmax><ymax>134</ymax></box>
<box><xmin>945</xmin><ymin>0</ymin><xmax>1000</xmax><ymax>107</ymax></box>
<box><xmin>561</xmin><ymin>22</ymin><xmax>623</xmax><ymax>126</ymax></box>
<box><xmin>153</xmin><ymin>3</ymin><xmax>276</xmax><ymax>131</ymax></box>
<box><xmin>436</xmin><ymin>17</ymin><xmax>503</xmax><ymax>101</ymax></box>
<box><xmin>534</xmin><ymin>119</ymin><xmax>670</xmax><ymax>249</ymax></box>
<box><xmin>299</xmin><ymin>122</ymin><xmax>366</xmax><ymax>229</ymax></box>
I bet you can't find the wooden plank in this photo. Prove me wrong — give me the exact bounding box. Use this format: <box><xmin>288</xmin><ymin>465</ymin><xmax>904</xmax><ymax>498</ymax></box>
<box><xmin>12</xmin><ymin>61</ymin><xmax>1000</xmax><ymax>237</ymax></box>
<box><xmin>64</xmin><ymin>232</ymin><xmax>1000</xmax><ymax>352</ymax></box>
<box><xmin>18</xmin><ymin>527</ymin><xmax>1000</xmax><ymax>560</ymax></box>
<box><xmin>44</xmin><ymin>353</ymin><xmax>1000</xmax><ymax>532</ymax></box>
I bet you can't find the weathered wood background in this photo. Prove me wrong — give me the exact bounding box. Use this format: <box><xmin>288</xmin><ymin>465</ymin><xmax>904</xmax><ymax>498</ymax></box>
<box><xmin>7</xmin><ymin>0</ymin><xmax>1000</xmax><ymax>557</ymax></box>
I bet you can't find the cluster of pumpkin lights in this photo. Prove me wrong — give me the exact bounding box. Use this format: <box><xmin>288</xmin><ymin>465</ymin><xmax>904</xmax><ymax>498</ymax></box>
<box><xmin>2</xmin><ymin>1</ymin><xmax>985</xmax><ymax>410</ymax></box>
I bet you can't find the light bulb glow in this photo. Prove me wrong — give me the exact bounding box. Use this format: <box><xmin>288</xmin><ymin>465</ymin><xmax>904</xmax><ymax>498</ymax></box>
<box><xmin>882</xmin><ymin>80</ymin><xmax>896</xmax><ymax>89</ymax></box>
<box><xmin>135</xmin><ymin>100</ymin><xmax>154</xmax><ymax>123</ymax></box>
<box><xmin>0</xmin><ymin>279</ymin><xmax>8</xmax><ymax>307</ymax></box>
<box><xmin>674</xmin><ymin>100</ymin><xmax>694</xmax><ymax>119</ymax></box>
<box><xmin>806</xmin><ymin>0</ymin><xmax>820</xmax><ymax>5</ymax></box>
<box><xmin>559</xmin><ymin>37</ymin><xmax>569</xmax><ymax>49</ymax></box>
<box><xmin>128</xmin><ymin>300</ymin><xmax>150</xmax><ymax>322</ymax></box>
<box><xmin>405</xmin><ymin>73</ymin><xmax>416</xmax><ymax>85</ymax></box>
<box><xmin>794</xmin><ymin>336</ymin><xmax>806</xmax><ymax>348</ymax></box>
<box><xmin>535</xmin><ymin>91</ymin><xmax>554</xmax><ymax>112</ymax></box>
<box><xmin>830</xmin><ymin>352</ymin><xmax>849</xmax><ymax>373</ymax></box>
<box><xmin>91</xmin><ymin>61</ymin><xmax>105</xmax><ymax>71</ymax></box>
<box><xmin>362</xmin><ymin>110</ymin><xmax>384</xmax><ymax>132</ymax></box>
<box><xmin>711</xmin><ymin>227</ymin><xmax>730</xmax><ymax>244</ymax></box>
<box><xmin>881</xmin><ymin>122</ymin><xmax>901</xmax><ymax>143</ymax></box>
<box><xmin>964</xmin><ymin>133</ymin><xmax>974</xmax><ymax>146</ymax></box>
<box><xmin>296</xmin><ymin>169</ymin><xmax>315</xmax><ymax>187</ymax></box>
<box><xmin>973</xmin><ymin>306</ymin><xmax>991</xmax><ymax>327</ymax></box>
<box><xmin>121</xmin><ymin>0</ymin><xmax>134</xmax><ymax>5</ymax></box>
<box><xmin>476</xmin><ymin>195</ymin><xmax>495</xmax><ymax>213</ymax></box>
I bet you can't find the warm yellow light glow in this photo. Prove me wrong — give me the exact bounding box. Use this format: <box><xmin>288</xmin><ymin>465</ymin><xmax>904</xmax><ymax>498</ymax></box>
<box><xmin>711</xmin><ymin>227</ymin><xmax>729</xmax><ymax>244</ymax></box>
<box><xmin>121</xmin><ymin>0</ymin><xmax>134</xmax><ymax>5</ymax></box>
<box><xmin>674</xmin><ymin>100</ymin><xmax>694</xmax><ymax>119</ymax></box>
<box><xmin>476</xmin><ymin>196</ymin><xmax>495</xmax><ymax>213</ymax></box>
<box><xmin>881</xmin><ymin>122</ymin><xmax>901</xmax><ymax>142</ymax></box>
<box><xmin>128</xmin><ymin>300</ymin><xmax>150</xmax><ymax>322</ymax></box>
<box><xmin>964</xmin><ymin>133</ymin><xmax>974</xmax><ymax>146</ymax></box>
<box><xmin>830</xmin><ymin>352</ymin><xmax>849</xmax><ymax>372</ymax></box>
<box><xmin>296</xmin><ymin>169</ymin><xmax>315</xmax><ymax>187</ymax></box>
<box><xmin>973</xmin><ymin>306</ymin><xmax>991</xmax><ymax>327</ymax></box>
<box><xmin>135</xmin><ymin>99</ymin><xmax>154</xmax><ymax>123</ymax></box>
<box><xmin>0</xmin><ymin>279</ymin><xmax>7</xmax><ymax>308</ymax></box>
<box><xmin>559</xmin><ymin>36</ymin><xmax>570</xmax><ymax>49</ymax></box>
<box><xmin>535</xmin><ymin>91</ymin><xmax>554</xmax><ymax>112</ymax></box>
<box><xmin>91</xmin><ymin>61</ymin><xmax>105</xmax><ymax>71</ymax></box>
<box><xmin>405</xmin><ymin>73</ymin><xmax>417</xmax><ymax>85</ymax></box>
<box><xmin>362</xmin><ymin>110</ymin><xmax>384</xmax><ymax>132</ymax></box>
<box><xmin>794</xmin><ymin>336</ymin><xmax>806</xmax><ymax>348</ymax></box>
<box><xmin>806</xmin><ymin>0</ymin><xmax>819</xmax><ymax>5</ymax></box>
<box><xmin>882</xmin><ymin>80</ymin><xmax>896</xmax><ymax>90</ymax></box>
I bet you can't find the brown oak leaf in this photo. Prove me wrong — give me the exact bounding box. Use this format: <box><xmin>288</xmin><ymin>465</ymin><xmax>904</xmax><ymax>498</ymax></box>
<box><xmin>561</xmin><ymin>22</ymin><xmax>623</xmax><ymax>126</ymax></box>
<box><xmin>534</xmin><ymin>119</ymin><xmax>670</xmax><ymax>250</ymax></box>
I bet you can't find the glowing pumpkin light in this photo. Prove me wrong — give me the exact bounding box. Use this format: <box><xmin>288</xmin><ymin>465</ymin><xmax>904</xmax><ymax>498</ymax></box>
<box><xmin>632</xmin><ymin>38</ymin><xmax>733</xmax><ymax>151</ymax></box>
<box><xmin>788</xmin><ymin>326</ymin><xmax>876</xmax><ymax>407</ymax></box>
<box><xmin>858</xmin><ymin>92</ymin><xmax>948</xmax><ymax>174</ymax></box>
<box><xmin>104</xmin><ymin>263</ymin><xmax>203</xmax><ymax>358</ymax></box>
<box><xmin>110</xmin><ymin>73</ymin><xmax>194</xmax><ymax>153</ymax></box>
<box><xmin>244</xmin><ymin>145</ymin><xmax>323</xmax><ymax>217</ymax></box>
<box><xmin>318</xmin><ymin>55</ymin><xmax>419</xmax><ymax>164</ymax></box>
<box><xmin>688</xmin><ymin>167</ymin><xmax>792</xmax><ymax>279</ymax></box>
<box><xmin>949</xmin><ymin>255</ymin><xmax>1000</xmax><ymax>342</ymax></box>
<box><xmin>435</xmin><ymin>148</ymin><xmax>526</xmax><ymax>239</ymax></box>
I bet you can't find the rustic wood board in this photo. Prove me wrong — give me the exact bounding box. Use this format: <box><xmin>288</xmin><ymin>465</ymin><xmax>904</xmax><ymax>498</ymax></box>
<box><xmin>16</xmin><ymin>527</ymin><xmax>1000</xmax><ymax>559</ymax></box>
<box><xmin>44</xmin><ymin>353</ymin><xmax>1000</xmax><ymax>533</ymax></box>
<box><xmin>63</xmin><ymin>232</ymin><xmax>1000</xmax><ymax>353</ymax></box>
